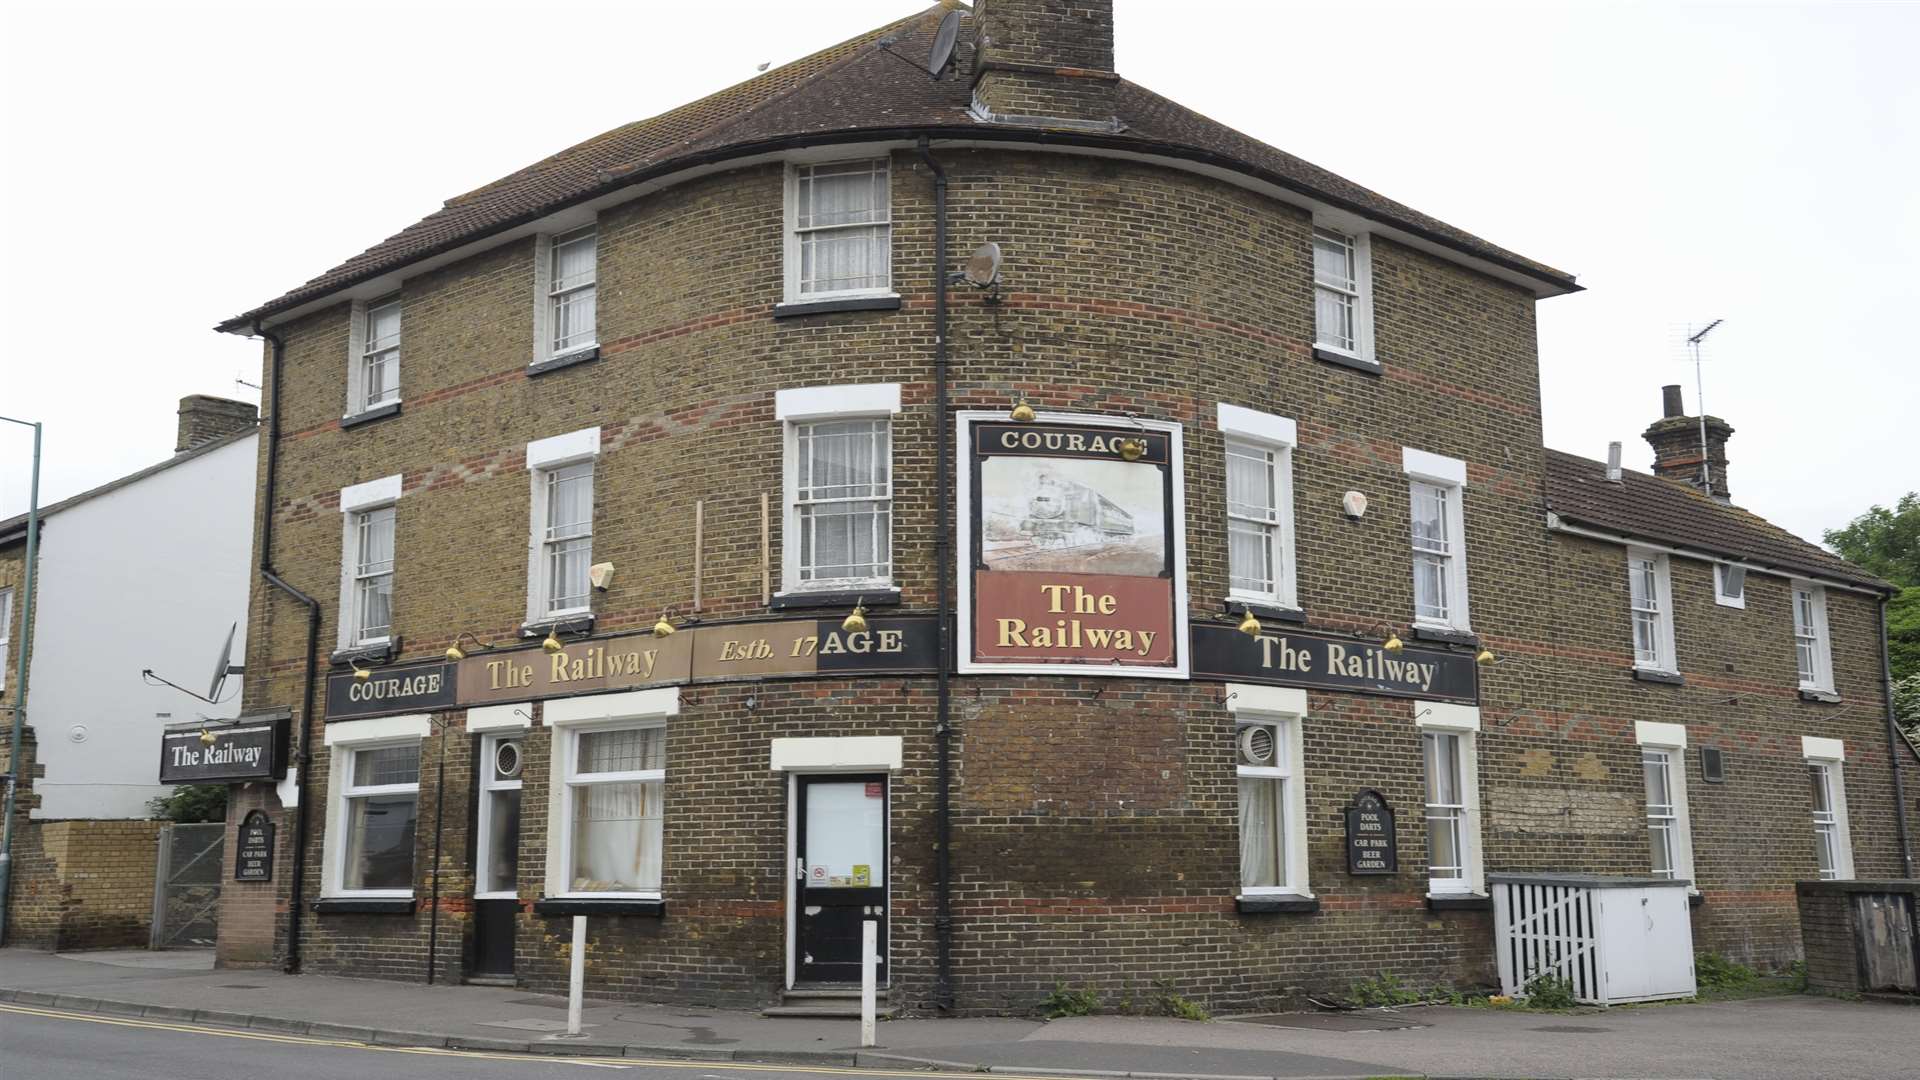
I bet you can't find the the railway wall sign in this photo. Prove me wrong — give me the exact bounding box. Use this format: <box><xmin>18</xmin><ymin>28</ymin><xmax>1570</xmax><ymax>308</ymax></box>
<box><xmin>956</xmin><ymin>412</ymin><xmax>1188</xmax><ymax>678</ymax></box>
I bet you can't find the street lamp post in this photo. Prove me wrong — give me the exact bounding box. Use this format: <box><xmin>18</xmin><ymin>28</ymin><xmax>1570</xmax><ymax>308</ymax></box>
<box><xmin>0</xmin><ymin>415</ymin><xmax>42</xmax><ymax>945</ymax></box>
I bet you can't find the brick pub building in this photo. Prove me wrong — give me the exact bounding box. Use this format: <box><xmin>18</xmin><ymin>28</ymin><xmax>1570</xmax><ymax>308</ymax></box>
<box><xmin>210</xmin><ymin>1</ymin><xmax>1914</xmax><ymax>1013</ymax></box>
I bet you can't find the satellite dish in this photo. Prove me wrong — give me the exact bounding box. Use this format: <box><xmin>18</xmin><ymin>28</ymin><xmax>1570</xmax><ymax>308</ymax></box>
<box><xmin>928</xmin><ymin>10</ymin><xmax>962</xmax><ymax>76</ymax></box>
<box><xmin>206</xmin><ymin>622</ymin><xmax>241</xmax><ymax>702</ymax></box>
<box><xmin>963</xmin><ymin>242</ymin><xmax>1002</xmax><ymax>287</ymax></box>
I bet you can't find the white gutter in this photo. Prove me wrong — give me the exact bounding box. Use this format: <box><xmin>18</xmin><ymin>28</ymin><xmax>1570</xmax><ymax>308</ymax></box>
<box><xmin>1545</xmin><ymin>512</ymin><xmax>1887</xmax><ymax>597</ymax></box>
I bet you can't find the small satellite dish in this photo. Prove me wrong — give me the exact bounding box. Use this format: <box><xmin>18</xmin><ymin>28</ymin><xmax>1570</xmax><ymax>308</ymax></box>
<box><xmin>928</xmin><ymin>10</ymin><xmax>962</xmax><ymax>76</ymax></box>
<box><xmin>207</xmin><ymin>622</ymin><xmax>241</xmax><ymax>702</ymax></box>
<box><xmin>963</xmin><ymin>242</ymin><xmax>1002</xmax><ymax>287</ymax></box>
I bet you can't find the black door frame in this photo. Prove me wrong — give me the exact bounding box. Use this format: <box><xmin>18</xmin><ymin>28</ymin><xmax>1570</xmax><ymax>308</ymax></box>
<box><xmin>790</xmin><ymin>772</ymin><xmax>889</xmax><ymax>987</ymax></box>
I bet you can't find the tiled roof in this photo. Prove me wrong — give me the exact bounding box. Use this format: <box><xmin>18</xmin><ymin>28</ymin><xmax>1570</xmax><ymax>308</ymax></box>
<box><xmin>217</xmin><ymin>2</ymin><xmax>1575</xmax><ymax>333</ymax></box>
<box><xmin>1544</xmin><ymin>449</ymin><xmax>1890</xmax><ymax>592</ymax></box>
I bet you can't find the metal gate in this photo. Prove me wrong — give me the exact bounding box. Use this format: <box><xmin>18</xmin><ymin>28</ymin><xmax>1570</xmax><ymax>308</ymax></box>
<box><xmin>150</xmin><ymin>822</ymin><xmax>223</xmax><ymax>949</ymax></box>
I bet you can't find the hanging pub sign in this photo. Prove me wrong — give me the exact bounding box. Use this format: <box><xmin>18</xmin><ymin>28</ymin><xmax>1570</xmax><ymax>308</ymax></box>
<box><xmin>234</xmin><ymin>810</ymin><xmax>275</xmax><ymax>882</ymax></box>
<box><xmin>158</xmin><ymin>713</ymin><xmax>291</xmax><ymax>783</ymax></box>
<box><xmin>1344</xmin><ymin>790</ymin><xmax>1398</xmax><ymax>875</ymax></box>
<box><xmin>325</xmin><ymin>616</ymin><xmax>942</xmax><ymax>720</ymax></box>
<box><xmin>1191</xmin><ymin>625</ymin><xmax>1479</xmax><ymax>705</ymax></box>
<box><xmin>956</xmin><ymin>412</ymin><xmax>1188</xmax><ymax>679</ymax></box>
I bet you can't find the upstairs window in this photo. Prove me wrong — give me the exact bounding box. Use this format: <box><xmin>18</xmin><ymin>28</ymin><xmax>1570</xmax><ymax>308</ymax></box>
<box><xmin>524</xmin><ymin>428</ymin><xmax>600</xmax><ymax>623</ymax></box>
<box><xmin>1226</xmin><ymin>441</ymin><xmax>1288</xmax><ymax>603</ymax></box>
<box><xmin>350</xmin><ymin>507</ymin><xmax>396</xmax><ymax>645</ymax></box>
<box><xmin>1714</xmin><ymin>563</ymin><xmax>1746</xmax><ymax>608</ymax></box>
<box><xmin>1628</xmin><ymin>548</ymin><xmax>1677</xmax><ymax>673</ymax></box>
<box><xmin>775</xmin><ymin>384</ymin><xmax>901</xmax><ymax>595</ymax></box>
<box><xmin>1792</xmin><ymin>582</ymin><xmax>1834</xmax><ymax>692</ymax></box>
<box><xmin>346</xmin><ymin>296</ymin><xmax>401</xmax><ymax>416</ymax></box>
<box><xmin>1802</xmin><ymin>739</ymin><xmax>1854</xmax><ymax>881</ymax></box>
<box><xmin>1312</xmin><ymin>226</ymin><xmax>1373</xmax><ymax>363</ymax></box>
<box><xmin>549</xmin><ymin>226</ymin><xmax>598</xmax><ymax>356</ymax></box>
<box><xmin>787</xmin><ymin>160</ymin><xmax>892</xmax><ymax>301</ymax></box>
<box><xmin>1404</xmin><ymin>448</ymin><xmax>1471</xmax><ymax>632</ymax></box>
<box><xmin>0</xmin><ymin>587</ymin><xmax>11</xmax><ymax>691</ymax></box>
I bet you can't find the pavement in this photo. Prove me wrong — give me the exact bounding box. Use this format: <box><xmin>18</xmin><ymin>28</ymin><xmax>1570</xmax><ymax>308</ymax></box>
<box><xmin>3</xmin><ymin>947</ymin><xmax>1917</xmax><ymax>1080</ymax></box>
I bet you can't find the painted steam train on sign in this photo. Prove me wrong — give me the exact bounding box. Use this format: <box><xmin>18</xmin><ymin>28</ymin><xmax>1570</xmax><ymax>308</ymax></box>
<box><xmin>1016</xmin><ymin>469</ymin><xmax>1135</xmax><ymax>549</ymax></box>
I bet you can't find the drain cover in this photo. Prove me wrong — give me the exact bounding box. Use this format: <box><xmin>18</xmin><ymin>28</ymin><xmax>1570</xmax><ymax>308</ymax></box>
<box><xmin>1231</xmin><ymin>1012</ymin><xmax>1426</xmax><ymax>1032</ymax></box>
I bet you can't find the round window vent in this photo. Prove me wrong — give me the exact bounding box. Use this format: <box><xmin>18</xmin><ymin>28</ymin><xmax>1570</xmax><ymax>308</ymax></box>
<box><xmin>1238</xmin><ymin>726</ymin><xmax>1274</xmax><ymax>766</ymax></box>
<box><xmin>68</xmin><ymin>723</ymin><xmax>89</xmax><ymax>744</ymax></box>
<box><xmin>494</xmin><ymin>740</ymin><xmax>523</xmax><ymax>780</ymax></box>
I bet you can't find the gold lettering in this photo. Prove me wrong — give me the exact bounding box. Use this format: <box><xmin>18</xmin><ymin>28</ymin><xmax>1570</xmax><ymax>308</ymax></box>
<box><xmin>997</xmin><ymin>618</ymin><xmax>1029</xmax><ymax>646</ymax></box>
<box><xmin>550</xmin><ymin>652</ymin><xmax>570</xmax><ymax>682</ymax></box>
<box><xmin>876</xmin><ymin>629</ymin><xmax>903</xmax><ymax>653</ymax></box>
<box><xmin>1000</xmin><ymin>430</ymin><xmax>1020</xmax><ymax>449</ymax></box>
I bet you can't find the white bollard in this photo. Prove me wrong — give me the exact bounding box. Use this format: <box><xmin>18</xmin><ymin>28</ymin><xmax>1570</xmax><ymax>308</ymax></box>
<box><xmin>860</xmin><ymin>919</ymin><xmax>878</xmax><ymax>1048</ymax></box>
<box><xmin>567</xmin><ymin>914</ymin><xmax>587</xmax><ymax>1036</ymax></box>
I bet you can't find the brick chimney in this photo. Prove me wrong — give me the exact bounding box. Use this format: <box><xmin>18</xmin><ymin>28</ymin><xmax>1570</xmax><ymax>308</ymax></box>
<box><xmin>176</xmin><ymin>395</ymin><xmax>258</xmax><ymax>453</ymax></box>
<box><xmin>1643</xmin><ymin>384</ymin><xmax>1734</xmax><ymax>502</ymax></box>
<box><xmin>971</xmin><ymin>0</ymin><xmax>1120</xmax><ymax>130</ymax></box>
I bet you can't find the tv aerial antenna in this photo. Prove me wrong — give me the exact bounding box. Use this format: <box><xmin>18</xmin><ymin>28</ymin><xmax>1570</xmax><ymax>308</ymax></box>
<box><xmin>1684</xmin><ymin>319</ymin><xmax>1724</xmax><ymax>492</ymax></box>
<box><xmin>142</xmin><ymin>621</ymin><xmax>245</xmax><ymax>705</ymax></box>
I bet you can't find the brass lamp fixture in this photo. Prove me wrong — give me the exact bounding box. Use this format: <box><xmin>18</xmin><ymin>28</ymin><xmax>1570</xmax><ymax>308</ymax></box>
<box><xmin>1009</xmin><ymin>398</ymin><xmax>1036</xmax><ymax>423</ymax></box>
<box><xmin>1236</xmin><ymin>608</ymin><xmax>1262</xmax><ymax>638</ymax></box>
<box><xmin>198</xmin><ymin>727</ymin><xmax>217</xmax><ymax>746</ymax></box>
<box><xmin>1117</xmin><ymin>437</ymin><xmax>1147</xmax><ymax>462</ymax></box>
<box><xmin>1475</xmin><ymin>648</ymin><xmax>1497</xmax><ymax>666</ymax></box>
<box><xmin>651</xmin><ymin>613</ymin><xmax>676</xmax><ymax>638</ymax></box>
<box><xmin>842</xmin><ymin>601</ymin><xmax>869</xmax><ymax>635</ymax></box>
<box><xmin>541</xmin><ymin>630</ymin><xmax>565</xmax><ymax>654</ymax></box>
<box><xmin>445</xmin><ymin>631</ymin><xmax>493</xmax><ymax>662</ymax></box>
<box><xmin>350</xmin><ymin>660</ymin><xmax>373</xmax><ymax>681</ymax></box>
<box><xmin>1365</xmin><ymin>623</ymin><xmax>1404</xmax><ymax>652</ymax></box>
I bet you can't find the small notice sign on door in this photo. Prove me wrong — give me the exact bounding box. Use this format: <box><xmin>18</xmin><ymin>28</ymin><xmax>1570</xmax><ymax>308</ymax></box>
<box><xmin>865</xmin><ymin>782</ymin><xmax>883</xmax><ymax>798</ymax></box>
<box><xmin>852</xmin><ymin>864</ymin><xmax>871</xmax><ymax>887</ymax></box>
<box><xmin>810</xmin><ymin>865</ymin><xmax>827</xmax><ymax>883</ymax></box>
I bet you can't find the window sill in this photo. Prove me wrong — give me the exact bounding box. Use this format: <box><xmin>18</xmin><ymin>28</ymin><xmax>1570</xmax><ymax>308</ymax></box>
<box><xmin>313</xmin><ymin>897</ymin><xmax>416</xmax><ymax>915</ymax></box>
<box><xmin>331</xmin><ymin>639</ymin><xmax>400</xmax><ymax>667</ymax></box>
<box><xmin>774</xmin><ymin>294</ymin><xmax>901</xmax><ymax>320</ymax></box>
<box><xmin>770</xmin><ymin>588</ymin><xmax>901</xmax><ymax>612</ymax></box>
<box><xmin>1236</xmin><ymin>895</ymin><xmax>1319</xmax><ymax>914</ymax></box>
<box><xmin>522</xmin><ymin>613</ymin><xmax>595</xmax><ymax>638</ymax></box>
<box><xmin>1312</xmin><ymin>347</ymin><xmax>1382</xmax><ymax>376</ymax></box>
<box><xmin>341</xmin><ymin>402</ymin><xmax>402</xmax><ymax>429</ymax></box>
<box><xmin>533</xmin><ymin>897</ymin><xmax>665</xmax><ymax>917</ymax></box>
<box><xmin>1631</xmin><ymin>667</ymin><xmax>1685</xmax><ymax>686</ymax></box>
<box><xmin>1425</xmin><ymin>894</ymin><xmax>1492</xmax><ymax>912</ymax></box>
<box><xmin>1412</xmin><ymin>625</ymin><xmax>1478</xmax><ymax>647</ymax></box>
<box><xmin>1799</xmin><ymin>688</ymin><xmax>1842</xmax><ymax>704</ymax></box>
<box><xmin>528</xmin><ymin>346</ymin><xmax>600</xmax><ymax>377</ymax></box>
<box><xmin>1222</xmin><ymin>599</ymin><xmax>1307</xmax><ymax>625</ymax></box>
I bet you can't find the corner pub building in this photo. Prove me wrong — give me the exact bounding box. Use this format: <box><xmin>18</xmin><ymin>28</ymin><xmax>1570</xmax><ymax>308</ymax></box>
<box><xmin>206</xmin><ymin>1</ymin><xmax>1914</xmax><ymax>1014</ymax></box>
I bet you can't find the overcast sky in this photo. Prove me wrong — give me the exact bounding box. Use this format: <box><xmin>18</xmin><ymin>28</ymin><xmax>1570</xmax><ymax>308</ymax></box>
<box><xmin>3</xmin><ymin>1</ymin><xmax>1914</xmax><ymax>545</ymax></box>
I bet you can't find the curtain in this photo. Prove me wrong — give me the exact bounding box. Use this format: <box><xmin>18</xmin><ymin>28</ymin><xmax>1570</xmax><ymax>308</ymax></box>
<box><xmin>571</xmin><ymin>780</ymin><xmax>662</xmax><ymax>892</ymax></box>
<box><xmin>344</xmin><ymin>793</ymin><xmax>417</xmax><ymax>891</ymax></box>
<box><xmin>1238</xmin><ymin>777</ymin><xmax>1280</xmax><ymax>889</ymax></box>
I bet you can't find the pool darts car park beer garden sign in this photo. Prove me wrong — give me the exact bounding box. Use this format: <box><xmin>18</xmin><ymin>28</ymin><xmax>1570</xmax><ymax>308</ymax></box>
<box><xmin>957</xmin><ymin>412</ymin><xmax>1188</xmax><ymax>678</ymax></box>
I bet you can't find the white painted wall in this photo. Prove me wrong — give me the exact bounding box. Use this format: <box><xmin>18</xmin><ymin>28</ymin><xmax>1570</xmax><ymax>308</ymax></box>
<box><xmin>27</xmin><ymin>435</ymin><xmax>256</xmax><ymax>819</ymax></box>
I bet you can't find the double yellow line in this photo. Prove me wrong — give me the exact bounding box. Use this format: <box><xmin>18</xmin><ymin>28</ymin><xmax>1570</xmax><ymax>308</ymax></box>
<box><xmin>0</xmin><ymin>1002</ymin><xmax>1090</xmax><ymax>1079</ymax></box>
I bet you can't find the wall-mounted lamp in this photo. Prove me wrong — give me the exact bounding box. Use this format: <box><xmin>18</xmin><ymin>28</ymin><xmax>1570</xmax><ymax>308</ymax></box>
<box><xmin>1009</xmin><ymin>398</ymin><xmax>1036</xmax><ymax>423</ymax></box>
<box><xmin>350</xmin><ymin>660</ymin><xmax>373</xmax><ymax>681</ymax></box>
<box><xmin>1117</xmin><ymin>437</ymin><xmax>1147</xmax><ymax>462</ymax></box>
<box><xmin>445</xmin><ymin>631</ymin><xmax>494</xmax><ymax>662</ymax></box>
<box><xmin>842</xmin><ymin>601</ymin><xmax>869</xmax><ymax>635</ymax></box>
<box><xmin>651</xmin><ymin>614</ymin><xmax>676</xmax><ymax>638</ymax></box>
<box><xmin>541</xmin><ymin>631</ymin><xmax>565</xmax><ymax>654</ymax></box>
<box><xmin>1475</xmin><ymin>648</ymin><xmax>1496</xmax><ymax>666</ymax></box>
<box><xmin>1365</xmin><ymin>624</ymin><xmax>1403</xmax><ymax>652</ymax></box>
<box><xmin>198</xmin><ymin>727</ymin><xmax>217</xmax><ymax>746</ymax></box>
<box><xmin>1236</xmin><ymin>609</ymin><xmax>1262</xmax><ymax>638</ymax></box>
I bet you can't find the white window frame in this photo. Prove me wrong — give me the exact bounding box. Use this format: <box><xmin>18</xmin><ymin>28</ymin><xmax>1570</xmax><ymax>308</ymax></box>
<box><xmin>544</xmin><ymin>688</ymin><xmax>679</xmax><ymax>902</ymax></box>
<box><xmin>524</xmin><ymin>427</ymin><xmax>601</xmax><ymax>624</ymax></box>
<box><xmin>774</xmin><ymin>384</ymin><xmax>900</xmax><ymax>596</ymax></box>
<box><xmin>1791</xmin><ymin>581</ymin><xmax>1835</xmax><ymax>693</ymax></box>
<box><xmin>320</xmin><ymin>714</ymin><xmax>430</xmax><ymax>900</ymax></box>
<box><xmin>530</xmin><ymin>222</ymin><xmax>599</xmax><ymax>366</ymax></box>
<box><xmin>1802</xmin><ymin>737</ymin><xmax>1854</xmax><ymax>881</ymax></box>
<box><xmin>1403</xmin><ymin>448</ymin><xmax>1471</xmax><ymax>632</ymax></box>
<box><xmin>783</xmin><ymin>158</ymin><xmax>894</xmax><ymax>304</ymax></box>
<box><xmin>1635</xmin><ymin>721</ymin><xmax>1696</xmax><ymax>891</ymax></box>
<box><xmin>344</xmin><ymin>296</ymin><xmax>402</xmax><ymax>417</ymax></box>
<box><xmin>0</xmin><ymin>587</ymin><xmax>12</xmax><ymax>692</ymax></box>
<box><xmin>475</xmin><ymin>731</ymin><xmax>524</xmax><ymax>900</ymax></box>
<box><xmin>1311</xmin><ymin>222</ymin><xmax>1374</xmax><ymax>363</ymax></box>
<box><xmin>1627</xmin><ymin>546</ymin><xmax>1678</xmax><ymax>674</ymax></box>
<box><xmin>1713</xmin><ymin>563</ymin><xmax>1746</xmax><ymax>609</ymax></box>
<box><xmin>1417</xmin><ymin>702</ymin><xmax>1484</xmax><ymax>897</ymax></box>
<box><xmin>336</xmin><ymin>474</ymin><xmax>403</xmax><ymax>652</ymax></box>
<box><xmin>1217</xmin><ymin>404</ymin><xmax>1298</xmax><ymax>611</ymax></box>
<box><xmin>1227</xmin><ymin>685</ymin><xmax>1311</xmax><ymax>899</ymax></box>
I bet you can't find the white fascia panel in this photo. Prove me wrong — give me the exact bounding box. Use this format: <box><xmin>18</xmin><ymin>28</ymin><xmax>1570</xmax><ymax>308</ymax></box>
<box><xmin>769</xmin><ymin>735</ymin><xmax>905</xmax><ymax>772</ymax></box>
<box><xmin>340</xmin><ymin>473</ymin><xmax>404</xmax><ymax>513</ymax></box>
<box><xmin>323</xmin><ymin>713</ymin><xmax>431</xmax><ymax>746</ymax></box>
<box><xmin>1402</xmin><ymin>447</ymin><xmax>1468</xmax><ymax>488</ymax></box>
<box><xmin>1224</xmin><ymin>684</ymin><xmax>1308</xmax><ymax>717</ymax></box>
<box><xmin>1216</xmin><ymin>403</ymin><xmax>1296</xmax><ymax>447</ymax></box>
<box><xmin>544</xmin><ymin>686</ymin><xmax>680</xmax><ymax>727</ymax></box>
<box><xmin>1635</xmin><ymin>720</ymin><xmax>1689</xmax><ymax>748</ymax></box>
<box><xmin>1415</xmin><ymin>701</ymin><xmax>1481</xmax><ymax>732</ymax></box>
<box><xmin>1802</xmin><ymin>735</ymin><xmax>1845</xmax><ymax>762</ymax></box>
<box><xmin>776</xmin><ymin>383</ymin><xmax>901</xmax><ymax>422</ymax></box>
<box><xmin>527</xmin><ymin>427</ymin><xmax>601</xmax><ymax>470</ymax></box>
<box><xmin>466</xmin><ymin>703</ymin><xmax>533</xmax><ymax>732</ymax></box>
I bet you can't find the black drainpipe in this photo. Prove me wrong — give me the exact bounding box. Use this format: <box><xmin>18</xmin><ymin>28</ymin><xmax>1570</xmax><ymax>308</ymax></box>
<box><xmin>915</xmin><ymin>136</ymin><xmax>955</xmax><ymax>1012</ymax></box>
<box><xmin>1879</xmin><ymin>596</ymin><xmax>1914</xmax><ymax>877</ymax></box>
<box><xmin>254</xmin><ymin>322</ymin><xmax>323</xmax><ymax>975</ymax></box>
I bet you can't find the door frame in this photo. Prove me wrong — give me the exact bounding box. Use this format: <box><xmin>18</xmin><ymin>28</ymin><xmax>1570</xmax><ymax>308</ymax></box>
<box><xmin>785</xmin><ymin>770</ymin><xmax>891</xmax><ymax>989</ymax></box>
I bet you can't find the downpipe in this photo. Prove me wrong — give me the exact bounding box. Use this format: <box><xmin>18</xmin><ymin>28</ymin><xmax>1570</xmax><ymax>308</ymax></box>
<box><xmin>1879</xmin><ymin>596</ymin><xmax>1914</xmax><ymax>877</ymax></box>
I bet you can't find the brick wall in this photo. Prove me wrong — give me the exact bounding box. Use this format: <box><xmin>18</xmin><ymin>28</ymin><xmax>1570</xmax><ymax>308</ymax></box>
<box><xmin>216</xmin><ymin>784</ymin><xmax>283</xmax><ymax>968</ymax></box>
<box><xmin>5</xmin><ymin>814</ymin><xmax>163</xmax><ymax>951</ymax></box>
<box><xmin>236</xmin><ymin>143</ymin><xmax>1908</xmax><ymax>1013</ymax></box>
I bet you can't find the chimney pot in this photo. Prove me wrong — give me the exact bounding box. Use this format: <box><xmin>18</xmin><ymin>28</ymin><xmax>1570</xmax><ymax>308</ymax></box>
<box><xmin>1661</xmin><ymin>384</ymin><xmax>1684</xmax><ymax>418</ymax></box>
<box><xmin>176</xmin><ymin>395</ymin><xmax>259</xmax><ymax>453</ymax></box>
<box><xmin>1605</xmin><ymin>441</ymin><xmax>1623</xmax><ymax>482</ymax></box>
<box><xmin>1643</xmin><ymin>388</ymin><xmax>1734</xmax><ymax>501</ymax></box>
